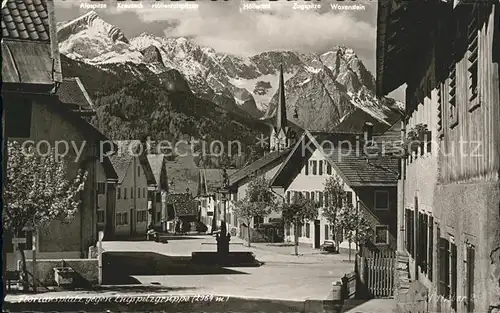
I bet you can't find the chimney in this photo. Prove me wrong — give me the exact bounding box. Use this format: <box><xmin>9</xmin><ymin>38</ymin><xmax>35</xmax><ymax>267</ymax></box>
<box><xmin>363</xmin><ymin>122</ymin><xmax>374</xmax><ymax>143</ymax></box>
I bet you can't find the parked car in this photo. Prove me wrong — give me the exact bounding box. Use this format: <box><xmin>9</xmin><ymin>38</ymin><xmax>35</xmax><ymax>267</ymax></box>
<box><xmin>320</xmin><ymin>240</ymin><xmax>338</xmax><ymax>253</ymax></box>
<box><xmin>190</xmin><ymin>221</ymin><xmax>208</xmax><ymax>233</ymax></box>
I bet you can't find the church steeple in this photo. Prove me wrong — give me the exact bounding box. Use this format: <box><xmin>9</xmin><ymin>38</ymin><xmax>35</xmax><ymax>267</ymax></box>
<box><xmin>269</xmin><ymin>64</ymin><xmax>290</xmax><ymax>152</ymax></box>
<box><xmin>276</xmin><ymin>64</ymin><xmax>287</xmax><ymax>133</ymax></box>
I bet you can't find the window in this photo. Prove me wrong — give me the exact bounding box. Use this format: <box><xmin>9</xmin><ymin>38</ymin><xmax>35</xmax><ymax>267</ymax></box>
<box><xmin>143</xmin><ymin>187</ymin><xmax>146</xmax><ymax>198</ymax></box>
<box><xmin>428</xmin><ymin>216</ymin><xmax>434</xmax><ymax>281</ymax></box>
<box><xmin>319</xmin><ymin>192</ymin><xmax>323</xmax><ymax>207</ymax></box>
<box><xmin>310</xmin><ymin>191</ymin><xmax>315</xmax><ymax>202</ymax></box>
<box><xmin>305</xmin><ymin>161</ymin><xmax>309</xmax><ymax>175</ymax></box>
<box><xmin>306</xmin><ymin>191</ymin><xmax>310</xmax><ymax>200</ymax></box>
<box><xmin>426</xmin><ymin>131</ymin><xmax>432</xmax><ymax>154</ymax></box>
<box><xmin>5</xmin><ymin>98</ymin><xmax>32</xmax><ymax>138</ymax></box>
<box><xmin>450</xmin><ymin>237</ymin><xmax>458</xmax><ymax>310</ymax></box>
<box><xmin>312</xmin><ymin>161</ymin><xmax>317</xmax><ymax>175</ymax></box>
<box><xmin>123</xmin><ymin>188</ymin><xmax>127</xmax><ymax>199</ymax></box>
<box><xmin>374</xmin><ymin>225</ymin><xmax>389</xmax><ymax>244</ymax></box>
<box><xmin>374</xmin><ymin>190</ymin><xmax>389</xmax><ymax>210</ymax></box>
<box><xmin>298</xmin><ymin>224</ymin><xmax>303</xmax><ymax>237</ymax></box>
<box><xmin>97</xmin><ymin>182</ymin><xmax>106</xmax><ymax>195</ymax></box>
<box><xmin>326</xmin><ymin>163</ymin><xmax>332</xmax><ymax>175</ymax></box>
<box><xmin>438</xmin><ymin>234</ymin><xmax>456</xmax><ymax>305</ymax></box>
<box><xmin>345</xmin><ymin>191</ymin><xmax>353</xmax><ymax>206</ymax></box>
<box><xmin>138</xmin><ymin>166</ymin><xmax>141</xmax><ymax>177</ymax></box>
<box><xmin>137</xmin><ymin>187</ymin><xmax>141</xmax><ymax>198</ymax></box>
<box><xmin>467</xmin><ymin>5</ymin><xmax>480</xmax><ymax>110</ymax></box>
<box><xmin>418</xmin><ymin>213</ymin><xmax>428</xmax><ymax>273</ymax></box>
<box><xmin>464</xmin><ymin>242</ymin><xmax>475</xmax><ymax>313</ymax></box>
<box><xmin>116</xmin><ymin>213</ymin><xmax>128</xmax><ymax>226</ymax></box>
<box><xmin>253</xmin><ymin>216</ymin><xmax>264</xmax><ymax>227</ymax></box>
<box><xmin>305</xmin><ymin>223</ymin><xmax>310</xmax><ymax>238</ymax></box>
<box><xmin>97</xmin><ymin>209</ymin><xmax>105</xmax><ymax>223</ymax></box>
<box><xmin>130</xmin><ymin>187</ymin><xmax>134</xmax><ymax>199</ymax></box>
<box><xmin>319</xmin><ymin>160</ymin><xmax>323</xmax><ymax>175</ymax></box>
<box><xmin>117</xmin><ymin>188</ymin><xmax>121</xmax><ymax>199</ymax></box>
<box><xmin>324</xmin><ymin>225</ymin><xmax>329</xmax><ymax>240</ymax></box>
<box><xmin>286</xmin><ymin>225</ymin><xmax>291</xmax><ymax>236</ymax></box>
<box><xmin>406</xmin><ymin>209</ymin><xmax>414</xmax><ymax>257</ymax></box>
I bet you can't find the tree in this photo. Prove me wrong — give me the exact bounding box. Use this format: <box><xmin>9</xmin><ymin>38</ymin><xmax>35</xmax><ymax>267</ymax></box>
<box><xmin>322</xmin><ymin>175</ymin><xmax>348</xmax><ymax>251</ymax></box>
<box><xmin>233</xmin><ymin>175</ymin><xmax>276</xmax><ymax>247</ymax></box>
<box><xmin>337</xmin><ymin>203</ymin><xmax>371</xmax><ymax>261</ymax></box>
<box><xmin>281</xmin><ymin>192</ymin><xmax>317</xmax><ymax>256</ymax></box>
<box><xmin>3</xmin><ymin>141</ymin><xmax>88</xmax><ymax>291</ymax></box>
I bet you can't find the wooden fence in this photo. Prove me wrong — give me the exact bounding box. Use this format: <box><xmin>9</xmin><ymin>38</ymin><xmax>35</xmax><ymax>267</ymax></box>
<box><xmin>356</xmin><ymin>248</ymin><xmax>396</xmax><ymax>298</ymax></box>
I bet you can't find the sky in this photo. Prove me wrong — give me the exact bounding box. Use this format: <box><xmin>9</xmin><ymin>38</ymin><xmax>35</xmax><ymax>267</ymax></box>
<box><xmin>53</xmin><ymin>0</ymin><xmax>405</xmax><ymax>101</ymax></box>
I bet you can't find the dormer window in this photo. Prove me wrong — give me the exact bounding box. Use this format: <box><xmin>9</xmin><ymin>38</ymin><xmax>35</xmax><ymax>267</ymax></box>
<box><xmin>363</xmin><ymin>122</ymin><xmax>374</xmax><ymax>145</ymax></box>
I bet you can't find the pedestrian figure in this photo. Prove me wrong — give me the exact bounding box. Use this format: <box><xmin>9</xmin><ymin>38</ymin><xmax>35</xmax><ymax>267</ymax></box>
<box><xmin>175</xmin><ymin>219</ymin><xmax>181</xmax><ymax>235</ymax></box>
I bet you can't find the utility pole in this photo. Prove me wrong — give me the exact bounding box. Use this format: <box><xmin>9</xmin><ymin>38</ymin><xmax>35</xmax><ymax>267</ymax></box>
<box><xmin>32</xmin><ymin>227</ymin><xmax>37</xmax><ymax>292</ymax></box>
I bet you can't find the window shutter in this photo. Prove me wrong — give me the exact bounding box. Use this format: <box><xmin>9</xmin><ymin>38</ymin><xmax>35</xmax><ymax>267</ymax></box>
<box><xmin>451</xmin><ymin>241</ymin><xmax>458</xmax><ymax>309</ymax></box>
<box><xmin>423</xmin><ymin>215</ymin><xmax>428</xmax><ymax>273</ymax></box>
<box><xmin>428</xmin><ymin>216</ymin><xmax>434</xmax><ymax>281</ymax></box>
<box><xmin>449</xmin><ymin>64</ymin><xmax>458</xmax><ymax>128</ymax></box>
<box><xmin>437</xmin><ymin>84</ymin><xmax>444</xmax><ymax>138</ymax></box>
<box><xmin>467</xmin><ymin>4</ymin><xmax>479</xmax><ymax>105</ymax></box>
<box><xmin>4</xmin><ymin>231</ymin><xmax>13</xmax><ymax>253</ymax></box>
<box><xmin>465</xmin><ymin>244</ymin><xmax>475</xmax><ymax>312</ymax></box>
<box><xmin>426</xmin><ymin>131</ymin><xmax>432</xmax><ymax>154</ymax></box>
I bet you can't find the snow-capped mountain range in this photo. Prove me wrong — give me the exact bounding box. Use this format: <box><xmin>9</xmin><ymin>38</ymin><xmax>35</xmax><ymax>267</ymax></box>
<box><xmin>57</xmin><ymin>11</ymin><xmax>403</xmax><ymax>131</ymax></box>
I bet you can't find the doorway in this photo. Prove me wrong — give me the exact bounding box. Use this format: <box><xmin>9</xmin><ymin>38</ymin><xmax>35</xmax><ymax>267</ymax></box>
<box><xmin>314</xmin><ymin>220</ymin><xmax>320</xmax><ymax>249</ymax></box>
<box><xmin>130</xmin><ymin>209</ymin><xmax>135</xmax><ymax>235</ymax></box>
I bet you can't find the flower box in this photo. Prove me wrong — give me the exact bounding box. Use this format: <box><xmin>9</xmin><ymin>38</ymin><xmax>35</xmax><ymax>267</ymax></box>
<box><xmin>53</xmin><ymin>267</ymin><xmax>74</xmax><ymax>286</ymax></box>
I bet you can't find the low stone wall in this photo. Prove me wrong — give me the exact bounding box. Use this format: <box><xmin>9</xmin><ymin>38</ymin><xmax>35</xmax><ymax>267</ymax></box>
<box><xmin>21</xmin><ymin>259</ymin><xmax>98</xmax><ymax>287</ymax></box>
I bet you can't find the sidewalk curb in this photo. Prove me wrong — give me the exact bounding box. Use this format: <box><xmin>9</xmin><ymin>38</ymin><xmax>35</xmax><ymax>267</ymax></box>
<box><xmin>3</xmin><ymin>293</ymin><xmax>345</xmax><ymax>312</ymax></box>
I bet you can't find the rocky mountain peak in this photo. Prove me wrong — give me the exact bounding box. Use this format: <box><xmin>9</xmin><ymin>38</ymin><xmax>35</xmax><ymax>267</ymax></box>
<box><xmin>57</xmin><ymin>10</ymin><xmax>129</xmax><ymax>44</ymax></box>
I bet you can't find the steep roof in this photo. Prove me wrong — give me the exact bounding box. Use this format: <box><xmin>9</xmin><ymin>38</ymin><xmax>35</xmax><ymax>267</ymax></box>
<box><xmin>2</xmin><ymin>0</ymin><xmax>50</xmax><ymax>41</ymax></box>
<box><xmin>101</xmin><ymin>156</ymin><xmax>118</xmax><ymax>182</ymax></box>
<box><xmin>1</xmin><ymin>0</ymin><xmax>61</xmax><ymax>87</ymax></box>
<box><xmin>276</xmin><ymin>64</ymin><xmax>287</xmax><ymax>133</ymax></box>
<box><xmin>57</xmin><ymin>77</ymin><xmax>95</xmax><ymax>114</ymax></box>
<box><xmin>165</xmin><ymin>153</ymin><xmax>199</xmax><ymax>197</ymax></box>
<box><xmin>270</xmin><ymin>130</ymin><xmax>398</xmax><ymax>189</ymax></box>
<box><xmin>168</xmin><ymin>193</ymin><xmax>197</xmax><ymax>217</ymax></box>
<box><xmin>199</xmin><ymin>169</ymin><xmax>237</xmax><ymax>196</ymax></box>
<box><xmin>334</xmin><ymin>107</ymin><xmax>402</xmax><ymax>135</ymax></box>
<box><xmin>322</xmin><ymin>147</ymin><xmax>399</xmax><ymax>187</ymax></box>
<box><xmin>109</xmin><ymin>140</ymin><xmax>156</xmax><ymax>185</ymax></box>
<box><xmin>229</xmin><ymin>148</ymin><xmax>292</xmax><ymax>188</ymax></box>
<box><xmin>147</xmin><ymin>154</ymin><xmax>166</xmax><ymax>186</ymax></box>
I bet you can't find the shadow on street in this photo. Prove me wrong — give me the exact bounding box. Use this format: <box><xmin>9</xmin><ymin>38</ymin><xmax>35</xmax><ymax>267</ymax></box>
<box><xmin>102</xmin><ymin>252</ymin><xmax>249</xmax><ymax>285</ymax></box>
